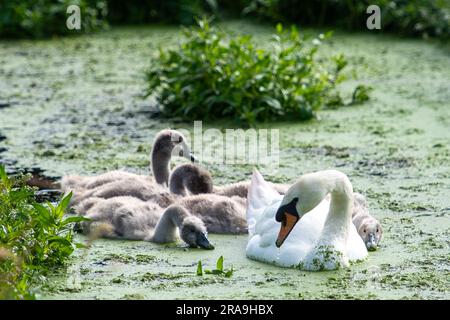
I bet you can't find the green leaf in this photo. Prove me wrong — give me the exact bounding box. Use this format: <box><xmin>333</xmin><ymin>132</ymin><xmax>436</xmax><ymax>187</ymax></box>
<box><xmin>216</xmin><ymin>255</ymin><xmax>224</xmax><ymax>272</ymax></box>
<box><xmin>61</xmin><ymin>216</ymin><xmax>91</xmax><ymax>226</ymax></box>
<box><xmin>276</xmin><ymin>23</ymin><xmax>283</xmax><ymax>34</ymax></box>
<box><xmin>47</xmin><ymin>236</ymin><xmax>73</xmax><ymax>247</ymax></box>
<box><xmin>33</xmin><ymin>203</ymin><xmax>53</xmax><ymax>225</ymax></box>
<box><xmin>196</xmin><ymin>260</ymin><xmax>203</xmax><ymax>276</ymax></box>
<box><xmin>55</xmin><ymin>192</ymin><xmax>72</xmax><ymax>219</ymax></box>
<box><xmin>0</xmin><ymin>165</ymin><xmax>11</xmax><ymax>190</ymax></box>
<box><xmin>225</xmin><ymin>267</ymin><xmax>234</xmax><ymax>278</ymax></box>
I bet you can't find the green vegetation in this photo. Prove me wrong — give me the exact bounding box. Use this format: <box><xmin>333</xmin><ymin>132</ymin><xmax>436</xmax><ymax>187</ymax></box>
<box><xmin>244</xmin><ymin>0</ymin><xmax>450</xmax><ymax>39</ymax></box>
<box><xmin>146</xmin><ymin>19</ymin><xmax>349</xmax><ymax>124</ymax></box>
<box><xmin>0</xmin><ymin>165</ymin><xmax>87</xmax><ymax>299</ymax></box>
<box><xmin>0</xmin><ymin>0</ymin><xmax>108</xmax><ymax>38</ymax></box>
<box><xmin>197</xmin><ymin>256</ymin><xmax>234</xmax><ymax>277</ymax></box>
<box><xmin>2</xmin><ymin>1</ymin><xmax>447</xmax><ymax>39</ymax></box>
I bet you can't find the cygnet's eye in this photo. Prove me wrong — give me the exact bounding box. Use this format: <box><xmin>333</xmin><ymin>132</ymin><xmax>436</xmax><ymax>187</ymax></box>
<box><xmin>376</xmin><ymin>228</ymin><xmax>380</xmax><ymax>233</ymax></box>
<box><xmin>178</xmin><ymin>136</ymin><xmax>183</xmax><ymax>143</ymax></box>
<box><xmin>363</xmin><ymin>229</ymin><xmax>366</xmax><ymax>233</ymax></box>
<box><xmin>179</xmin><ymin>149</ymin><xmax>184</xmax><ymax>157</ymax></box>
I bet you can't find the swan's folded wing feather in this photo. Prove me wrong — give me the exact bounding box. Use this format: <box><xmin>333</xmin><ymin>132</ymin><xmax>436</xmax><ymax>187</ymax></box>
<box><xmin>246</xmin><ymin>169</ymin><xmax>282</xmax><ymax>236</ymax></box>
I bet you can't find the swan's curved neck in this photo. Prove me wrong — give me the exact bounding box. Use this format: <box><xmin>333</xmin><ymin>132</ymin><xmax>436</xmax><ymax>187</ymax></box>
<box><xmin>151</xmin><ymin>145</ymin><xmax>171</xmax><ymax>186</ymax></box>
<box><xmin>319</xmin><ymin>175</ymin><xmax>353</xmax><ymax>245</ymax></box>
<box><xmin>152</xmin><ymin>206</ymin><xmax>187</xmax><ymax>243</ymax></box>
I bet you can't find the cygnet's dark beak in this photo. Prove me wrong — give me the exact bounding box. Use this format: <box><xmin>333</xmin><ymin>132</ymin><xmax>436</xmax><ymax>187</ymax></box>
<box><xmin>366</xmin><ymin>233</ymin><xmax>378</xmax><ymax>251</ymax></box>
<box><xmin>190</xmin><ymin>153</ymin><xmax>198</xmax><ymax>163</ymax></box>
<box><xmin>196</xmin><ymin>232</ymin><xmax>214</xmax><ymax>250</ymax></box>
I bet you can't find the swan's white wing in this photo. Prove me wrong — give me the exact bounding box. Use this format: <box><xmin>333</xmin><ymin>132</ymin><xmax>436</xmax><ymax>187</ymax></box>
<box><xmin>246</xmin><ymin>169</ymin><xmax>282</xmax><ymax>237</ymax></box>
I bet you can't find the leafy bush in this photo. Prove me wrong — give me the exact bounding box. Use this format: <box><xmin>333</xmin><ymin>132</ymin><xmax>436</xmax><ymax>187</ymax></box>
<box><xmin>0</xmin><ymin>0</ymin><xmax>107</xmax><ymax>38</ymax></box>
<box><xmin>146</xmin><ymin>19</ymin><xmax>348</xmax><ymax>124</ymax></box>
<box><xmin>0</xmin><ymin>165</ymin><xmax>86</xmax><ymax>299</ymax></box>
<box><xmin>242</xmin><ymin>0</ymin><xmax>450</xmax><ymax>39</ymax></box>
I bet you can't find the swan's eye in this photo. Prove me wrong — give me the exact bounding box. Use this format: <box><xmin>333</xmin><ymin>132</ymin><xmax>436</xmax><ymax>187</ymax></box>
<box><xmin>363</xmin><ymin>229</ymin><xmax>366</xmax><ymax>233</ymax></box>
<box><xmin>376</xmin><ymin>228</ymin><xmax>379</xmax><ymax>233</ymax></box>
<box><xmin>179</xmin><ymin>150</ymin><xmax>184</xmax><ymax>157</ymax></box>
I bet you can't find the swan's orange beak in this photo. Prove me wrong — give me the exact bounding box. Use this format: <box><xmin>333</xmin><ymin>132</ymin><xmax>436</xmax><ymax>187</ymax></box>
<box><xmin>275</xmin><ymin>214</ymin><xmax>299</xmax><ymax>248</ymax></box>
<box><xmin>275</xmin><ymin>197</ymin><xmax>300</xmax><ymax>248</ymax></box>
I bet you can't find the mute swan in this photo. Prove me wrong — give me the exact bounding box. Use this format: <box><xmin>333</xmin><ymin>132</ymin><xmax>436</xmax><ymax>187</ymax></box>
<box><xmin>246</xmin><ymin>169</ymin><xmax>367</xmax><ymax>270</ymax></box>
<box><xmin>78</xmin><ymin>196</ymin><xmax>214</xmax><ymax>249</ymax></box>
<box><xmin>352</xmin><ymin>193</ymin><xmax>383</xmax><ymax>250</ymax></box>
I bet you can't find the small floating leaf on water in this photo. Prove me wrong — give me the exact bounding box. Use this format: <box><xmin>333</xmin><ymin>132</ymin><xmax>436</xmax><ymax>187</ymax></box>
<box><xmin>201</xmin><ymin>256</ymin><xmax>233</xmax><ymax>277</ymax></box>
<box><xmin>196</xmin><ymin>260</ymin><xmax>203</xmax><ymax>276</ymax></box>
<box><xmin>225</xmin><ymin>267</ymin><xmax>234</xmax><ymax>278</ymax></box>
<box><xmin>216</xmin><ymin>255</ymin><xmax>224</xmax><ymax>272</ymax></box>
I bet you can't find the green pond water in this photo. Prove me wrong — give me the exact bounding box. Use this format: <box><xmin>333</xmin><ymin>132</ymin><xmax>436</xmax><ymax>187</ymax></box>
<box><xmin>0</xmin><ymin>21</ymin><xmax>449</xmax><ymax>299</ymax></box>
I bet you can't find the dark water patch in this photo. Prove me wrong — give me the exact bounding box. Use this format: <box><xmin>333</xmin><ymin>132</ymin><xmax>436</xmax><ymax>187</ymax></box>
<box><xmin>0</xmin><ymin>101</ymin><xmax>11</xmax><ymax>109</ymax></box>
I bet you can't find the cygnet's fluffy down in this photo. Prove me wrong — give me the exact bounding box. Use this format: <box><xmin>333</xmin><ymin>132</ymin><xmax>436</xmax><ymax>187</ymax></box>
<box><xmin>352</xmin><ymin>193</ymin><xmax>383</xmax><ymax>250</ymax></box>
<box><xmin>75</xmin><ymin>196</ymin><xmax>214</xmax><ymax>249</ymax></box>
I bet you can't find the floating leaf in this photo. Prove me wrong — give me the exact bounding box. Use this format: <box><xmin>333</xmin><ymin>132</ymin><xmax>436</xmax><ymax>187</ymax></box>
<box><xmin>216</xmin><ymin>255</ymin><xmax>224</xmax><ymax>272</ymax></box>
<box><xmin>196</xmin><ymin>261</ymin><xmax>203</xmax><ymax>276</ymax></box>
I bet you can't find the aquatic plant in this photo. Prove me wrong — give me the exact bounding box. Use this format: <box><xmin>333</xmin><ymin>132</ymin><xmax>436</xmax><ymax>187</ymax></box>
<box><xmin>146</xmin><ymin>19</ymin><xmax>349</xmax><ymax>125</ymax></box>
<box><xmin>196</xmin><ymin>256</ymin><xmax>233</xmax><ymax>277</ymax></box>
<box><xmin>0</xmin><ymin>165</ymin><xmax>87</xmax><ymax>299</ymax></box>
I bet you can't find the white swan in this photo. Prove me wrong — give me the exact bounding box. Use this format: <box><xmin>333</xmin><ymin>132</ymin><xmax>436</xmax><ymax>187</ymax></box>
<box><xmin>246</xmin><ymin>169</ymin><xmax>367</xmax><ymax>271</ymax></box>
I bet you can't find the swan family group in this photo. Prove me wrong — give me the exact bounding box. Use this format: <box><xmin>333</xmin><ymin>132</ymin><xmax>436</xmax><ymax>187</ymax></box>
<box><xmin>62</xmin><ymin>129</ymin><xmax>383</xmax><ymax>271</ymax></box>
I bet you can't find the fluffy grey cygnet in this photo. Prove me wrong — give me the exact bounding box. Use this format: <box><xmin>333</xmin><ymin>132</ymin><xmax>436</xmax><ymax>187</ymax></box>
<box><xmin>352</xmin><ymin>193</ymin><xmax>383</xmax><ymax>250</ymax></box>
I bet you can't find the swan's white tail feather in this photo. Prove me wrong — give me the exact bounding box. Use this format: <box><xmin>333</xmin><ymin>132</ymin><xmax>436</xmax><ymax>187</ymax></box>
<box><xmin>246</xmin><ymin>168</ymin><xmax>281</xmax><ymax>236</ymax></box>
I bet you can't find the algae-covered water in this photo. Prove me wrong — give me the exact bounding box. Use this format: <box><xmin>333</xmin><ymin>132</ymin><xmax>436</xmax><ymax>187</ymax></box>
<box><xmin>0</xmin><ymin>21</ymin><xmax>449</xmax><ymax>299</ymax></box>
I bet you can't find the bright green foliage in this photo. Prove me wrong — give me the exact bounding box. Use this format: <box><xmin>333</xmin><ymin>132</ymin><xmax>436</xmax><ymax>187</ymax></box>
<box><xmin>197</xmin><ymin>256</ymin><xmax>234</xmax><ymax>277</ymax></box>
<box><xmin>0</xmin><ymin>165</ymin><xmax>87</xmax><ymax>299</ymax></box>
<box><xmin>146</xmin><ymin>19</ymin><xmax>347</xmax><ymax>125</ymax></box>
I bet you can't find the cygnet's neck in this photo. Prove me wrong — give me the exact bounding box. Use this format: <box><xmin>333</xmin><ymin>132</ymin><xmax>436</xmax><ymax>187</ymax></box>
<box><xmin>152</xmin><ymin>206</ymin><xmax>188</xmax><ymax>243</ymax></box>
<box><xmin>151</xmin><ymin>144</ymin><xmax>172</xmax><ymax>186</ymax></box>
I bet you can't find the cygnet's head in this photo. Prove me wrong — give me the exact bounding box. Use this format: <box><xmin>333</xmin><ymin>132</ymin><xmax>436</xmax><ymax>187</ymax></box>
<box><xmin>180</xmin><ymin>216</ymin><xmax>214</xmax><ymax>250</ymax></box>
<box><xmin>169</xmin><ymin>164</ymin><xmax>213</xmax><ymax>196</ymax></box>
<box><xmin>358</xmin><ymin>219</ymin><xmax>382</xmax><ymax>251</ymax></box>
<box><xmin>153</xmin><ymin>129</ymin><xmax>197</xmax><ymax>162</ymax></box>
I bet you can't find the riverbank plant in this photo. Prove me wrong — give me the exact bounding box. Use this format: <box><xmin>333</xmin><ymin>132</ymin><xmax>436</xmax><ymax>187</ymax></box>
<box><xmin>0</xmin><ymin>165</ymin><xmax>86</xmax><ymax>299</ymax></box>
<box><xmin>146</xmin><ymin>19</ymin><xmax>349</xmax><ymax>125</ymax></box>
